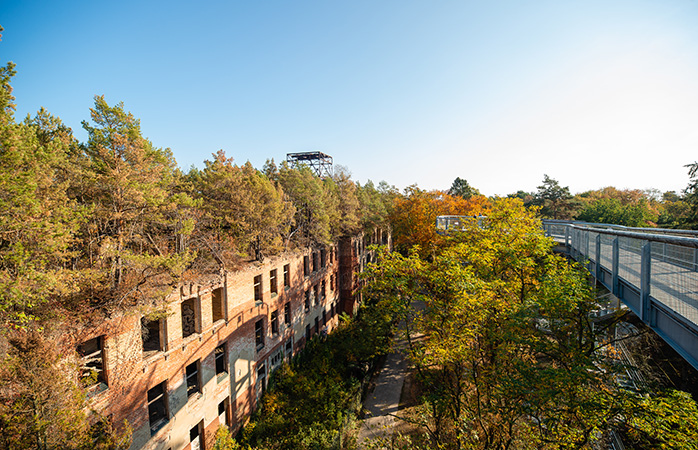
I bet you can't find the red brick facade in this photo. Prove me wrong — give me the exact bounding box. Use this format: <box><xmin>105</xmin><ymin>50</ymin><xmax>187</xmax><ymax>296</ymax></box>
<box><xmin>67</xmin><ymin>229</ymin><xmax>390</xmax><ymax>450</ymax></box>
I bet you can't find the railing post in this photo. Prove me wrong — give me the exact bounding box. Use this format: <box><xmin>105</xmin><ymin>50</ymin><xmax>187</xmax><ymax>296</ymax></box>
<box><xmin>641</xmin><ymin>242</ymin><xmax>651</xmax><ymax>324</ymax></box>
<box><xmin>585</xmin><ymin>230</ymin><xmax>591</xmax><ymax>270</ymax></box>
<box><xmin>612</xmin><ymin>237</ymin><xmax>619</xmax><ymax>296</ymax></box>
<box><xmin>662</xmin><ymin>242</ymin><xmax>667</xmax><ymax>263</ymax></box>
<box><xmin>595</xmin><ymin>234</ymin><xmax>601</xmax><ymax>281</ymax></box>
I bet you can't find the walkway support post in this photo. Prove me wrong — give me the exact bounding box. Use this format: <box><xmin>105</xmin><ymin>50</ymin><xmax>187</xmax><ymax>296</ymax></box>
<box><xmin>641</xmin><ymin>242</ymin><xmax>652</xmax><ymax>324</ymax></box>
<box><xmin>612</xmin><ymin>237</ymin><xmax>619</xmax><ymax>297</ymax></box>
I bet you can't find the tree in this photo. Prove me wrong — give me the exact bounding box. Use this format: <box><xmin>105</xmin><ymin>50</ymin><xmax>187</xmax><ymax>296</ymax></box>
<box><xmin>389</xmin><ymin>185</ymin><xmax>489</xmax><ymax>257</ymax></box>
<box><xmin>194</xmin><ymin>151</ymin><xmax>293</xmax><ymax>262</ymax></box>
<box><xmin>0</xmin><ymin>332</ymin><xmax>131</xmax><ymax>450</ymax></box>
<box><xmin>363</xmin><ymin>198</ymin><xmax>698</xmax><ymax>449</ymax></box>
<box><xmin>82</xmin><ymin>96</ymin><xmax>194</xmax><ymax>305</ymax></box>
<box><xmin>275</xmin><ymin>162</ymin><xmax>332</xmax><ymax>247</ymax></box>
<box><xmin>448</xmin><ymin>177</ymin><xmax>480</xmax><ymax>199</ymax></box>
<box><xmin>533</xmin><ymin>174</ymin><xmax>577</xmax><ymax>219</ymax></box>
<box><xmin>0</xmin><ymin>63</ymin><xmax>85</xmax><ymax>327</ymax></box>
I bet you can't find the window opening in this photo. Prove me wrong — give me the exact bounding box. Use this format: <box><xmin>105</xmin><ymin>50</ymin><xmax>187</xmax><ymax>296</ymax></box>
<box><xmin>270</xmin><ymin>269</ymin><xmax>278</xmax><ymax>296</ymax></box>
<box><xmin>253</xmin><ymin>275</ymin><xmax>262</xmax><ymax>302</ymax></box>
<box><xmin>190</xmin><ymin>420</ymin><xmax>204</xmax><ymax>450</ymax></box>
<box><xmin>147</xmin><ymin>381</ymin><xmax>168</xmax><ymax>435</ymax></box>
<box><xmin>284</xmin><ymin>302</ymin><xmax>291</xmax><ymax>324</ymax></box>
<box><xmin>215</xmin><ymin>344</ymin><xmax>227</xmax><ymax>376</ymax></box>
<box><xmin>271</xmin><ymin>310</ymin><xmax>279</xmax><ymax>335</ymax></box>
<box><xmin>78</xmin><ymin>336</ymin><xmax>106</xmax><ymax>387</ymax></box>
<box><xmin>283</xmin><ymin>264</ymin><xmax>290</xmax><ymax>287</ymax></box>
<box><xmin>212</xmin><ymin>287</ymin><xmax>225</xmax><ymax>322</ymax></box>
<box><xmin>186</xmin><ymin>360</ymin><xmax>201</xmax><ymax>397</ymax></box>
<box><xmin>255</xmin><ymin>319</ymin><xmax>265</xmax><ymax>349</ymax></box>
<box><xmin>181</xmin><ymin>298</ymin><xmax>199</xmax><ymax>338</ymax></box>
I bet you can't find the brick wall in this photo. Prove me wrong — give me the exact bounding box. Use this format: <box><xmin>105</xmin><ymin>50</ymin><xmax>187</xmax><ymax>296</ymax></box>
<box><xmin>67</xmin><ymin>243</ymin><xmax>352</xmax><ymax>450</ymax></box>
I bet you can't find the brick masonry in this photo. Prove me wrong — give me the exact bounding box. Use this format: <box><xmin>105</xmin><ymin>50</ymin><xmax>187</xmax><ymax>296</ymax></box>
<box><xmin>66</xmin><ymin>229</ymin><xmax>390</xmax><ymax>450</ymax></box>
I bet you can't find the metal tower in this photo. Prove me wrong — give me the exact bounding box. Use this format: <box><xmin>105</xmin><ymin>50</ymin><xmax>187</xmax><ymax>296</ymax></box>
<box><xmin>286</xmin><ymin>151</ymin><xmax>333</xmax><ymax>178</ymax></box>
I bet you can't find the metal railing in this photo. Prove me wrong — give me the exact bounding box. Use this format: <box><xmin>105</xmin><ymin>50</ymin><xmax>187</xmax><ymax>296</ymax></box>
<box><xmin>542</xmin><ymin>220</ymin><xmax>698</xmax><ymax>371</ymax></box>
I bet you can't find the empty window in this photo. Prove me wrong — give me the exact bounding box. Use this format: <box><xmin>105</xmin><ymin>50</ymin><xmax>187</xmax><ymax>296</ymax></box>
<box><xmin>315</xmin><ymin>317</ymin><xmax>319</xmax><ymax>334</ymax></box>
<box><xmin>147</xmin><ymin>381</ymin><xmax>168</xmax><ymax>435</ymax></box>
<box><xmin>322</xmin><ymin>309</ymin><xmax>327</xmax><ymax>326</ymax></box>
<box><xmin>270</xmin><ymin>269</ymin><xmax>278</xmax><ymax>296</ymax></box>
<box><xmin>329</xmin><ymin>247</ymin><xmax>334</xmax><ymax>264</ymax></box>
<box><xmin>305</xmin><ymin>324</ymin><xmax>311</xmax><ymax>341</ymax></box>
<box><xmin>212</xmin><ymin>287</ymin><xmax>225</xmax><ymax>322</ymax></box>
<box><xmin>285</xmin><ymin>338</ymin><xmax>293</xmax><ymax>357</ymax></box>
<box><xmin>270</xmin><ymin>349</ymin><xmax>283</xmax><ymax>368</ymax></box>
<box><xmin>181</xmin><ymin>298</ymin><xmax>199</xmax><ymax>338</ymax></box>
<box><xmin>257</xmin><ymin>363</ymin><xmax>267</xmax><ymax>393</ymax></box>
<box><xmin>321</xmin><ymin>249</ymin><xmax>326</xmax><ymax>268</ymax></box>
<box><xmin>304</xmin><ymin>290</ymin><xmax>310</xmax><ymax>312</ymax></box>
<box><xmin>78</xmin><ymin>336</ymin><xmax>106</xmax><ymax>387</ymax></box>
<box><xmin>190</xmin><ymin>421</ymin><xmax>204</xmax><ymax>450</ymax></box>
<box><xmin>330</xmin><ymin>274</ymin><xmax>334</xmax><ymax>291</ymax></box>
<box><xmin>271</xmin><ymin>310</ymin><xmax>279</xmax><ymax>335</ymax></box>
<box><xmin>303</xmin><ymin>256</ymin><xmax>309</xmax><ymax>277</ymax></box>
<box><xmin>218</xmin><ymin>398</ymin><xmax>231</xmax><ymax>428</ymax></box>
<box><xmin>253</xmin><ymin>275</ymin><xmax>262</xmax><ymax>302</ymax></box>
<box><xmin>215</xmin><ymin>344</ymin><xmax>227</xmax><ymax>376</ymax></box>
<box><xmin>312</xmin><ymin>252</ymin><xmax>318</xmax><ymax>272</ymax></box>
<box><xmin>185</xmin><ymin>360</ymin><xmax>201</xmax><ymax>397</ymax></box>
<box><xmin>255</xmin><ymin>319</ymin><xmax>264</xmax><ymax>349</ymax></box>
<box><xmin>141</xmin><ymin>317</ymin><xmax>163</xmax><ymax>356</ymax></box>
<box><xmin>321</xmin><ymin>280</ymin><xmax>326</xmax><ymax>301</ymax></box>
<box><xmin>284</xmin><ymin>302</ymin><xmax>291</xmax><ymax>324</ymax></box>
<box><xmin>283</xmin><ymin>264</ymin><xmax>290</xmax><ymax>288</ymax></box>
<box><xmin>313</xmin><ymin>284</ymin><xmax>319</xmax><ymax>306</ymax></box>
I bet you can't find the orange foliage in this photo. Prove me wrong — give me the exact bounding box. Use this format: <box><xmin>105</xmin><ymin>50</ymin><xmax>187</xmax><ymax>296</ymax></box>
<box><xmin>390</xmin><ymin>185</ymin><xmax>489</xmax><ymax>256</ymax></box>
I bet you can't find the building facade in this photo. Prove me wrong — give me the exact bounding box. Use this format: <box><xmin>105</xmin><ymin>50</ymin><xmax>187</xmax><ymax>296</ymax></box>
<box><xmin>70</xmin><ymin>229</ymin><xmax>390</xmax><ymax>450</ymax></box>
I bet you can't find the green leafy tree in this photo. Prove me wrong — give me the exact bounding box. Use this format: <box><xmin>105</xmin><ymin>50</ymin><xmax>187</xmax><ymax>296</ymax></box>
<box><xmin>533</xmin><ymin>174</ymin><xmax>577</xmax><ymax>219</ymax></box>
<box><xmin>363</xmin><ymin>198</ymin><xmax>698</xmax><ymax>449</ymax></box>
<box><xmin>276</xmin><ymin>162</ymin><xmax>332</xmax><ymax>247</ymax></box>
<box><xmin>448</xmin><ymin>177</ymin><xmax>480</xmax><ymax>199</ymax></box>
<box><xmin>0</xmin><ymin>55</ymin><xmax>85</xmax><ymax>326</ymax></box>
<box><xmin>194</xmin><ymin>151</ymin><xmax>293</xmax><ymax>262</ymax></box>
<box><xmin>82</xmin><ymin>96</ymin><xmax>194</xmax><ymax>304</ymax></box>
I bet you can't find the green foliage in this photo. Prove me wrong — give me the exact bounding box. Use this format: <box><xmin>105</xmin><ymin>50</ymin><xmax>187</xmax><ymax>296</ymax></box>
<box><xmin>532</xmin><ymin>174</ymin><xmax>578</xmax><ymax>219</ymax></box>
<box><xmin>448</xmin><ymin>177</ymin><xmax>480</xmax><ymax>199</ymax></box>
<box><xmin>363</xmin><ymin>198</ymin><xmax>698</xmax><ymax>449</ymax></box>
<box><xmin>576</xmin><ymin>197</ymin><xmax>656</xmax><ymax>226</ymax></box>
<box><xmin>243</xmin><ymin>296</ymin><xmax>395</xmax><ymax>450</ymax></box>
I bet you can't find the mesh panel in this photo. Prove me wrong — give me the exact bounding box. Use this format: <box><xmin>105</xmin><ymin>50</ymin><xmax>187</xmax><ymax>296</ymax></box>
<box><xmin>650</xmin><ymin>244</ymin><xmax>698</xmax><ymax>326</ymax></box>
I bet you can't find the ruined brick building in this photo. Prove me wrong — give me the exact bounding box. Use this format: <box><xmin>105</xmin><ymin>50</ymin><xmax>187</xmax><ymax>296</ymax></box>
<box><xmin>73</xmin><ymin>229</ymin><xmax>390</xmax><ymax>450</ymax></box>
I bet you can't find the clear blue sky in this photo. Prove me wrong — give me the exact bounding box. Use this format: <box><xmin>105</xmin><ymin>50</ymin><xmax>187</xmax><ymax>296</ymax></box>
<box><xmin>3</xmin><ymin>0</ymin><xmax>698</xmax><ymax>196</ymax></box>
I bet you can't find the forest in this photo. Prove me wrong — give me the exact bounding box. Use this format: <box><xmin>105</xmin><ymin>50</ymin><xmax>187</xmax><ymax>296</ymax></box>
<box><xmin>3</xmin><ymin>21</ymin><xmax>698</xmax><ymax>448</ymax></box>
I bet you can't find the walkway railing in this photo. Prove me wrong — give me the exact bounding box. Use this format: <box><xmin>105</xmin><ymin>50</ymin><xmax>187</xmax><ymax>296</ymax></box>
<box><xmin>542</xmin><ymin>220</ymin><xmax>698</xmax><ymax>371</ymax></box>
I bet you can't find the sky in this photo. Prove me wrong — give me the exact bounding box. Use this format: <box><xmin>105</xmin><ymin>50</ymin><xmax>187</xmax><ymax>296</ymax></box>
<box><xmin>3</xmin><ymin>0</ymin><xmax>698</xmax><ymax>196</ymax></box>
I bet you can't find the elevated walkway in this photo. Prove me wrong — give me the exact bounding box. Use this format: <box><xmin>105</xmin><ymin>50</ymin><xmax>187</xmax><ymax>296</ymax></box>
<box><xmin>543</xmin><ymin>220</ymin><xmax>698</xmax><ymax>371</ymax></box>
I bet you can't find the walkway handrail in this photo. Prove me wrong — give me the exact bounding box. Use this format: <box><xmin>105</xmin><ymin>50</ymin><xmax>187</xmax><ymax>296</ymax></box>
<box><xmin>542</xmin><ymin>219</ymin><xmax>698</xmax><ymax>372</ymax></box>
